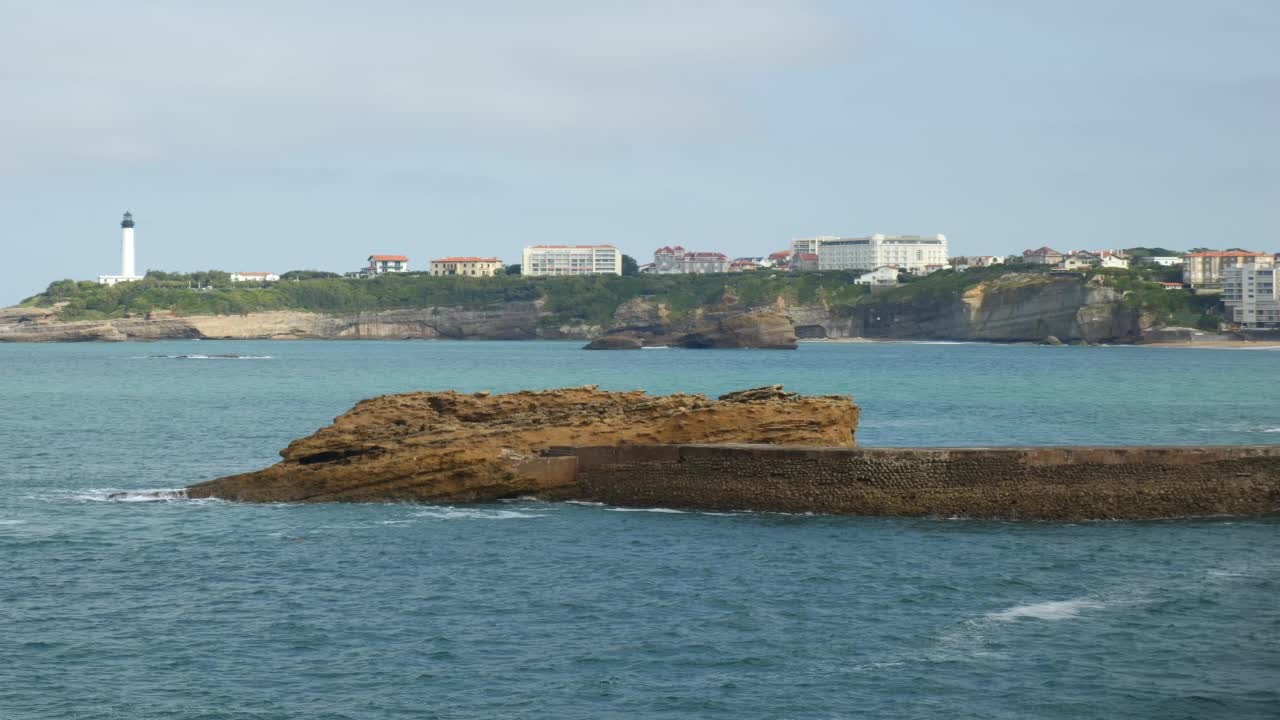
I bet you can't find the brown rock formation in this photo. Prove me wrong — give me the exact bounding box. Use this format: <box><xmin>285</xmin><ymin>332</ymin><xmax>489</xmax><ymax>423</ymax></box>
<box><xmin>187</xmin><ymin>385</ymin><xmax>858</xmax><ymax>503</ymax></box>
<box><xmin>583</xmin><ymin>334</ymin><xmax>644</xmax><ymax>350</ymax></box>
<box><xmin>672</xmin><ymin>308</ymin><xmax>798</xmax><ymax>349</ymax></box>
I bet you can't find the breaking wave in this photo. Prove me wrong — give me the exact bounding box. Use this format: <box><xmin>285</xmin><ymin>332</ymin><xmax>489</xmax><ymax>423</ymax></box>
<box><xmin>986</xmin><ymin>598</ymin><xmax>1104</xmax><ymax>622</ymax></box>
<box><xmin>136</xmin><ymin>354</ymin><xmax>273</xmax><ymax>360</ymax></box>
<box><xmin>410</xmin><ymin>507</ymin><xmax>545</xmax><ymax>520</ymax></box>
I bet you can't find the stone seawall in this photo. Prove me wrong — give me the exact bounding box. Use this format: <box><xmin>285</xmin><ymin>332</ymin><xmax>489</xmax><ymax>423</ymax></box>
<box><xmin>551</xmin><ymin>444</ymin><xmax>1280</xmax><ymax>520</ymax></box>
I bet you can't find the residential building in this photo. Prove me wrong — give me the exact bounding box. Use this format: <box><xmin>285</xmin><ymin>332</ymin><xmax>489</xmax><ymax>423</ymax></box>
<box><xmin>1222</xmin><ymin>264</ymin><xmax>1280</xmax><ymax>327</ymax></box>
<box><xmin>1059</xmin><ymin>253</ymin><xmax>1096</xmax><ymax>271</ymax></box>
<box><xmin>817</xmin><ymin>234</ymin><xmax>950</xmax><ymax>274</ymax></box>
<box><xmin>767</xmin><ymin>250</ymin><xmax>793</xmax><ymax>267</ymax></box>
<box><xmin>368</xmin><ymin>255</ymin><xmax>409</xmax><ymax>274</ymax></box>
<box><xmin>792</xmin><ymin>253</ymin><xmax>820</xmax><ymax>271</ymax></box>
<box><xmin>1099</xmin><ymin>254</ymin><xmax>1130</xmax><ymax>269</ymax></box>
<box><xmin>855</xmin><ymin>266</ymin><xmax>900</xmax><ymax>287</ymax></box>
<box><xmin>791</xmin><ymin>236</ymin><xmax>835</xmax><ymax>257</ymax></box>
<box><xmin>1138</xmin><ymin>256</ymin><xmax>1183</xmax><ymax>267</ymax></box>
<box><xmin>521</xmin><ymin>245</ymin><xmax>622</xmax><ymax>276</ymax></box>
<box><xmin>1183</xmin><ymin>251</ymin><xmax>1274</xmax><ymax>289</ymax></box>
<box><xmin>1021</xmin><ymin>247</ymin><xmax>1064</xmax><ymax>265</ymax></box>
<box><xmin>230</xmin><ymin>272</ymin><xmax>280</xmax><ymax>282</ymax></box>
<box><xmin>653</xmin><ymin>247</ymin><xmax>730</xmax><ymax>274</ymax></box>
<box><xmin>729</xmin><ymin>259</ymin><xmax>762</xmax><ymax>272</ymax></box>
<box><xmin>430</xmin><ymin>257</ymin><xmax>503</xmax><ymax>277</ymax></box>
<box><xmin>958</xmin><ymin>255</ymin><xmax>1005</xmax><ymax>268</ymax></box>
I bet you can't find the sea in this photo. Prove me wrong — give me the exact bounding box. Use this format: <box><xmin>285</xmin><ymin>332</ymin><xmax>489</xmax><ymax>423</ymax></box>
<box><xmin>1</xmin><ymin>340</ymin><xmax>1277</xmax><ymax>719</ymax></box>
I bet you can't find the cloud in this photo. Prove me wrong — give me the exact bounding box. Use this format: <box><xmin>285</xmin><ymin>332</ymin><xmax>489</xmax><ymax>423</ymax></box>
<box><xmin>0</xmin><ymin>1</ymin><xmax>851</xmax><ymax>172</ymax></box>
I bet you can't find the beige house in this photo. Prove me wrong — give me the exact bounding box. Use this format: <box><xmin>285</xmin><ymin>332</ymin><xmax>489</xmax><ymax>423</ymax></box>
<box><xmin>430</xmin><ymin>257</ymin><xmax>504</xmax><ymax>277</ymax></box>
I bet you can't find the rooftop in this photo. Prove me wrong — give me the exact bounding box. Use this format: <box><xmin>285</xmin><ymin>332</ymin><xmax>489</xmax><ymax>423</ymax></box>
<box><xmin>432</xmin><ymin>257</ymin><xmax>502</xmax><ymax>263</ymax></box>
<box><xmin>369</xmin><ymin>255</ymin><xmax>409</xmax><ymax>262</ymax></box>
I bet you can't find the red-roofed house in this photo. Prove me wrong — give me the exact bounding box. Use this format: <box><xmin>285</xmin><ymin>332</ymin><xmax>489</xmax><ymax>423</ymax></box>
<box><xmin>653</xmin><ymin>246</ymin><xmax>729</xmax><ymax>273</ymax></box>
<box><xmin>1021</xmin><ymin>247</ymin><xmax>1064</xmax><ymax>265</ymax></box>
<box><xmin>368</xmin><ymin>255</ymin><xmax>409</xmax><ymax>274</ymax></box>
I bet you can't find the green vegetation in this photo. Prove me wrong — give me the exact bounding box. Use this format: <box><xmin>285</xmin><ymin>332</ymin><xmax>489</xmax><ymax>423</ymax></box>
<box><xmin>23</xmin><ymin>264</ymin><xmax>1222</xmax><ymax>330</ymax></box>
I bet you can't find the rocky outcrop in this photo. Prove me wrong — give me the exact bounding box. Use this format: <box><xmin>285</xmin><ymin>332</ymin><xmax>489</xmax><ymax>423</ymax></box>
<box><xmin>186</xmin><ymin>386</ymin><xmax>858</xmax><ymax>503</ymax></box>
<box><xmin>671</xmin><ymin>309</ymin><xmax>798</xmax><ymax>349</ymax></box>
<box><xmin>583</xmin><ymin>334</ymin><xmax>644</xmax><ymax>350</ymax></box>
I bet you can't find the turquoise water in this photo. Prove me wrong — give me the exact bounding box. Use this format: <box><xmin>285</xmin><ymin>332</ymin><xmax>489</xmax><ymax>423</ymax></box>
<box><xmin>2</xmin><ymin>340</ymin><xmax>1278</xmax><ymax>718</ymax></box>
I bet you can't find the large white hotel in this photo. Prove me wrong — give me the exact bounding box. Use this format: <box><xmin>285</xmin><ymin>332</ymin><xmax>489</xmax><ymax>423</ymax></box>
<box><xmin>521</xmin><ymin>245</ymin><xmax>622</xmax><ymax>276</ymax></box>
<box><xmin>800</xmin><ymin>234</ymin><xmax>949</xmax><ymax>274</ymax></box>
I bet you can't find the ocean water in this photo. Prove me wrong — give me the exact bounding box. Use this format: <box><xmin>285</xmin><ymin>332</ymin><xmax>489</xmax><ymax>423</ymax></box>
<box><xmin>1</xmin><ymin>340</ymin><xmax>1278</xmax><ymax>719</ymax></box>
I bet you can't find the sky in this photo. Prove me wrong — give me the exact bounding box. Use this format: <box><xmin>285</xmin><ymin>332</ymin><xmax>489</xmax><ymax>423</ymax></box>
<box><xmin>1</xmin><ymin>0</ymin><xmax>1276</xmax><ymax>303</ymax></box>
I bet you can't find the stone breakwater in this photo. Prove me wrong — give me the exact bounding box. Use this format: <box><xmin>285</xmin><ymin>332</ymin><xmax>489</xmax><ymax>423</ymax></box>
<box><xmin>550</xmin><ymin>444</ymin><xmax>1280</xmax><ymax>520</ymax></box>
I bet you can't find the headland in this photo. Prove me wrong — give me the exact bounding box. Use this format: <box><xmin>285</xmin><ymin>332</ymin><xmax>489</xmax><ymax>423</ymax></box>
<box><xmin>2</xmin><ymin>267</ymin><xmax>1245</xmax><ymax>346</ymax></box>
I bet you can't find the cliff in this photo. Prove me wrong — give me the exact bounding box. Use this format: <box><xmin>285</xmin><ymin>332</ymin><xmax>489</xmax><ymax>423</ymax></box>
<box><xmin>0</xmin><ymin>273</ymin><xmax>1160</xmax><ymax>344</ymax></box>
<box><xmin>780</xmin><ymin>273</ymin><xmax>1144</xmax><ymax>343</ymax></box>
<box><xmin>187</xmin><ymin>386</ymin><xmax>859</xmax><ymax>503</ymax></box>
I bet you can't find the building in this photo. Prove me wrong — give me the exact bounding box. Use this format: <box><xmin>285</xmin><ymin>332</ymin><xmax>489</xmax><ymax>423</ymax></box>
<box><xmin>855</xmin><ymin>266</ymin><xmax>900</xmax><ymax>287</ymax></box>
<box><xmin>521</xmin><ymin>245</ymin><xmax>622</xmax><ymax>276</ymax></box>
<box><xmin>653</xmin><ymin>247</ymin><xmax>729</xmax><ymax>274</ymax></box>
<box><xmin>791</xmin><ymin>236</ymin><xmax>836</xmax><ymax>258</ymax></box>
<box><xmin>98</xmin><ymin>212</ymin><xmax>142</xmax><ymax>286</ymax></box>
<box><xmin>953</xmin><ymin>255</ymin><xmax>1004</xmax><ymax>269</ymax></box>
<box><xmin>792</xmin><ymin>253</ymin><xmax>820</xmax><ymax>271</ymax></box>
<box><xmin>1183</xmin><ymin>251</ymin><xmax>1274</xmax><ymax>289</ymax></box>
<box><xmin>817</xmin><ymin>234</ymin><xmax>949</xmax><ymax>274</ymax></box>
<box><xmin>1021</xmin><ymin>247</ymin><xmax>1064</xmax><ymax>265</ymax></box>
<box><xmin>1099</xmin><ymin>253</ymin><xmax>1130</xmax><ymax>270</ymax></box>
<box><xmin>368</xmin><ymin>255</ymin><xmax>409</xmax><ymax>274</ymax></box>
<box><xmin>230</xmin><ymin>272</ymin><xmax>280</xmax><ymax>282</ymax></box>
<box><xmin>430</xmin><ymin>257</ymin><xmax>503</xmax><ymax>277</ymax></box>
<box><xmin>767</xmin><ymin>250</ymin><xmax>793</xmax><ymax>267</ymax></box>
<box><xmin>1222</xmin><ymin>264</ymin><xmax>1280</xmax><ymax>327</ymax></box>
<box><xmin>1138</xmin><ymin>256</ymin><xmax>1183</xmax><ymax>267</ymax></box>
<box><xmin>729</xmin><ymin>259</ymin><xmax>762</xmax><ymax>272</ymax></box>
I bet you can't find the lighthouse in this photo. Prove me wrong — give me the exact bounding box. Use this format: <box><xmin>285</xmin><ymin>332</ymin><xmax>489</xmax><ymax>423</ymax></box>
<box><xmin>97</xmin><ymin>211</ymin><xmax>143</xmax><ymax>286</ymax></box>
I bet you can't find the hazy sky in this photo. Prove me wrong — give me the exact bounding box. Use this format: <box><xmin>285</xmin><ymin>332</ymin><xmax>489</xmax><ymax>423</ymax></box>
<box><xmin>1</xmin><ymin>0</ymin><xmax>1276</xmax><ymax>303</ymax></box>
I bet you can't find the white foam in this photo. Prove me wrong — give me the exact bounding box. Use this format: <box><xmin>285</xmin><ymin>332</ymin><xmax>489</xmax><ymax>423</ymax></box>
<box><xmin>608</xmin><ymin>507</ymin><xmax>689</xmax><ymax>514</ymax></box>
<box><xmin>0</xmin><ymin>519</ymin><xmax>27</xmax><ymax>525</ymax></box>
<box><xmin>987</xmin><ymin>598</ymin><xmax>1103</xmax><ymax>622</ymax></box>
<box><xmin>563</xmin><ymin>500</ymin><xmax>607</xmax><ymax>507</ymax></box>
<box><xmin>69</xmin><ymin>488</ymin><xmax>191</xmax><ymax>503</ymax></box>
<box><xmin>136</xmin><ymin>354</ymin><xmax>272</xmax><ymax>360</ymax></box>
<box><xmin>410</xmin><ymin>507</ymin><xmax>544</xmax><ymax>520</ymax></box>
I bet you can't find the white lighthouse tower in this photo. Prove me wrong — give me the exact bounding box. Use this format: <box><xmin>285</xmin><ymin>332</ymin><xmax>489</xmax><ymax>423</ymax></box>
<box><xmin>98</xmin><ymin>211</ymin><xmax>143</xmax><ymax>286</ymax></box>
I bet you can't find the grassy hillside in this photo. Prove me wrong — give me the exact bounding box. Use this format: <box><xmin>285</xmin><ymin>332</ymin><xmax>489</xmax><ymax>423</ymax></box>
<box><xmin>22</xmin><ymin>265</ymin><xmax>1220</xmax><ymax>329</ymax></box>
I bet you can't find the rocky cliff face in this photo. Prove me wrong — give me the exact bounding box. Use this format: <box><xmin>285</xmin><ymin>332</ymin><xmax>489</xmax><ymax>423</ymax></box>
<box><xmin>0</xmin><ymin>273</ymin><xmax>1147</xmax><ymax>344</ymax></box>
<box><xmin>0</xmin><ymin>304</ymin><xmax>552</xmax><ymax>342</ymax></box>
<box><xmin>187</xmin><ymin>386</ymin><xmax>859</xmax><ymax>503</ymax></box>
<box><xmin>785</xmin><ymin>274</ymin><xmax>1143</xmax><ymax>343</ymax></box>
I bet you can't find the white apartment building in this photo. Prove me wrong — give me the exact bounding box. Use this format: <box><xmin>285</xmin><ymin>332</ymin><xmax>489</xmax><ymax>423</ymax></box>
<box><xmin>1223</xmin><ymin>264</ymin><xmax>1280</xmax><ymax>328</ymax></box>
<box><xmin>817</xmin><ymin>234</ymin><xmax>949</xmax><ymax>273</ymax></box>
<box><xmin>791</xmin><ymin>235</ymin><xmax>836</xmax><ymax>257</ymax></box>
<box><xmin>230</xmin><ymin>272</ymin><xmax>280</xmax><ymax>282</ymax></box>
<box><xmin>521</xmin><ymin>245</ymin><xmax>622</xmax><ymax>276</ymax></box>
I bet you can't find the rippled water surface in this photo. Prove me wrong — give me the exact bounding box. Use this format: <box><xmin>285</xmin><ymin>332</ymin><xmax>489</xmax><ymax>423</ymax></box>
<box><xmin>2</xmin><ymin>341</ymin><xmax>1278</xmax><ymax>719</ymax></box>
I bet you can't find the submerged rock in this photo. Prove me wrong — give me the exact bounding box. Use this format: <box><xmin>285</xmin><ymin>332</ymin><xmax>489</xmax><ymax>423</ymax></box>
<box><xmin>187</xmin><ymin>386</ymin><xmax>858</xmax><ymax>504</ymax></box>
<box><xmin>583</xmin><ymin>334</ymin><xmax>644</xmax><ymax>350</ymax></box>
